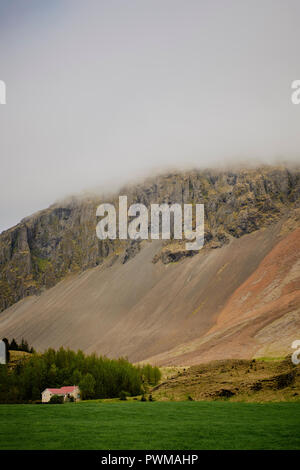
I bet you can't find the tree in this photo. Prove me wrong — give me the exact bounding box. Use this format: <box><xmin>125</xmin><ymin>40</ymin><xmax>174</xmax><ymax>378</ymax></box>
<box><xmin>9</xmin><ymin>338</ymin><xmax>18</xmax><ymax>351</ymax></box>
<box><xmin>153</xmin><ymin>367</ymin><xmax>161</xmax><ymax>385</ymax></box>
<box><xmin>20</xmin><ymin>338</ymin><xmax>29</xmax><ymax>352</ymax></box>
<box><xmin>79</xmin><ymin>373</ymin><xmax>96</xmax><ymax>400</ymax></box>
<box><xmin>71</xmin><ymin>369</ymin><xmax>82</xmax><ymax>385</ymax></box>
<box><xmin>48</xmin><ymin>363</ymin><xmax>58</xmax><ymax>387</ymax></box>
<box><xmin>31</xmin><ymin>385</ymin><xmax>40</xmax><ymax>401</ymax></box>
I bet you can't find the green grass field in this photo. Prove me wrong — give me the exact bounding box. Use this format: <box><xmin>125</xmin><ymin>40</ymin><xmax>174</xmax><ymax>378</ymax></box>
<box><xmin>0</xmin><ymin>401</ymin><xmax>300</xmax><ymax>450</ymax></box>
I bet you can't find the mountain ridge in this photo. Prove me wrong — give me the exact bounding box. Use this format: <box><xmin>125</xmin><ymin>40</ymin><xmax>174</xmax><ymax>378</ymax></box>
<box><xmin>1</xmin><ymin>164</ymin><xmax>299</xmax><ymax>312</ymax></box>
<box><xmin>0</xmin><ymin>164</ymin><xmax>299</xmax><ymax>365</ymax></box>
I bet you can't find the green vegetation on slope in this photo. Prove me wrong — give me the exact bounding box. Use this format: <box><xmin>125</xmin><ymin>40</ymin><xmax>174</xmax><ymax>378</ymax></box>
<box><xmin>0</xmin><ymin>402</ymin><xmax>299</xmax><ymax>450</ymax></box>
<box><xmin>0</xmin><ymin>347</ymin><xmax>161</xmax><ymax>403</ymax></box>
<box><xmin>152</xmin><ymin>358</ymin><xmax>300</xmax><ymax>403</ymax></box>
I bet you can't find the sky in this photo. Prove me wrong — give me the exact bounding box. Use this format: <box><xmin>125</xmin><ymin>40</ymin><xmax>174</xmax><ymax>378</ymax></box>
<box><xmin>0</xmin><ymin>0</ymin><xmax>300</xmax><ymax>232</ymax></box>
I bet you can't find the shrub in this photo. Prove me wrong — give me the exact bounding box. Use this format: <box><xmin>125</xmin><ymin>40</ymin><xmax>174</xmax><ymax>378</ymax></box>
<box><xmin>49</xmin><ymin>394</ymin><xmax>64</xmax><ymax>404</ymax></box>
<box><xmin>119</xmin><ymin>390</ymin><xmax>130</xmax><ymax>401</ymax></box>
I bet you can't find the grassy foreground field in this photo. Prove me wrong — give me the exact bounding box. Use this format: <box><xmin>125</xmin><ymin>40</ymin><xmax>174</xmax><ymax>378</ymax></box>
<box><xmin>0</xmin><ymin>401</ymin><xmax>300</xmax><ymax>450</ymax></box>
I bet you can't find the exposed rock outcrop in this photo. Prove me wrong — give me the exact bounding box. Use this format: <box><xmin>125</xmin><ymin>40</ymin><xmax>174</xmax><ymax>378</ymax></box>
<box><xmin>0</xmin><ymin>164</ymin><xmax>299</xmax><ymax>312</ymax></box>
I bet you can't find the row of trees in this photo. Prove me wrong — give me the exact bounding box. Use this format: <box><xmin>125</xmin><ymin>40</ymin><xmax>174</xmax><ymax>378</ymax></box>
<box><xmin>3</xmin><ymin>337</ymin><xmax>35</xmax><ymax>353</ymax></box>
<box><xmin>0</xmin><ymin>346</ymin><xmax>161</xmax><ymax>403</ymax></box>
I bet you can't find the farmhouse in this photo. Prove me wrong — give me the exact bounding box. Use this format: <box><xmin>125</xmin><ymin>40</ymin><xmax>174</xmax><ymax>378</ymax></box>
<box><xmin>42</xmin><ymin>385</ymin><xmax>80</xmax><ymax>403</ymax></box>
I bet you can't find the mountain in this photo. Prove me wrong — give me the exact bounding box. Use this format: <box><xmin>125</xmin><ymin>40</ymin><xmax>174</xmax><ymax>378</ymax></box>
<box><xmin>0</xmin><ymin>164</ymin><xmax>299</xmax><ymax>365</ymax></box>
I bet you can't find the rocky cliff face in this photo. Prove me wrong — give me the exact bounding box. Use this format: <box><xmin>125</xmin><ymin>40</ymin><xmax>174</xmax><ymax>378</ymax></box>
<box><xmin>0</xmin><ymin>165</ymin><xmax>299</xmax><ymax>312</ymax></box>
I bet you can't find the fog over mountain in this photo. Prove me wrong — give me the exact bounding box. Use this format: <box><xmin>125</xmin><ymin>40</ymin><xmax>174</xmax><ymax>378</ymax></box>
<box><xmin>1</xmin><ymin>0</ymin><xmax>300</xmax><ymax>232</ymax></box>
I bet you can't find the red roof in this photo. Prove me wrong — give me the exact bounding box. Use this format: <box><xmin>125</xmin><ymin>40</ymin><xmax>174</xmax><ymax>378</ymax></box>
<box><xmin>46</xmin><ymin>386</ymin><xmax>78</xmax><ymax>394</ymax></box>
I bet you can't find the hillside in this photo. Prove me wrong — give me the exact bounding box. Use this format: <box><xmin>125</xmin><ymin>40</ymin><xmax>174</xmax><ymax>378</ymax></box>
<box><xmin>7</xmin><ymin>350</ymin><xmax>32</xmax><ymax>370</ymax></box>
<box><xmin>0</xmin><ymin>165</ymin><xmax>299</xmax><ymax>364</ymax></box>
<box><xmin>152</xmin><ymin>357</ymin><xmax>300</xmax><ymax>402</ymax></box>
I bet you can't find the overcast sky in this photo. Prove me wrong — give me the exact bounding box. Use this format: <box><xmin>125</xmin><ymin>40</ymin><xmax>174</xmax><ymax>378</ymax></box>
<box><xmin>0</xmin><ymin>0</ymin><xmax>300</xmax><ymax>232</ymax></box>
